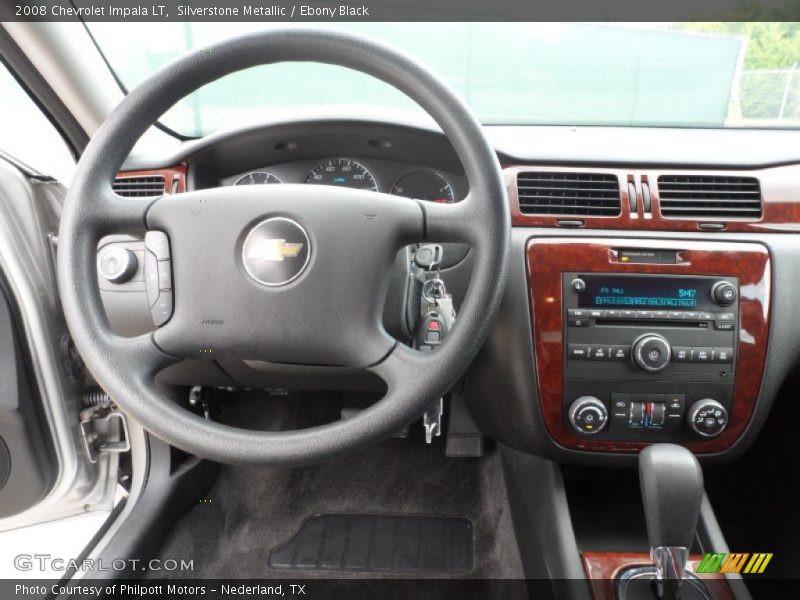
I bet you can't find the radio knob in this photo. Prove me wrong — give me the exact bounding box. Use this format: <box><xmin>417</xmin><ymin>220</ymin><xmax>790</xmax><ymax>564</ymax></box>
<box><xmin>688</xmin><ymin>399</ymin><xmax>728</xmax><ymax>438</ymax></box>
<box><xmin>568</xmin><ymin>396</ymin><xmax>608</xmax><ymax>435</ymax></box>
<box><xmin>711</xmin><ymin>281</ymin><xmax>737</xmax><ymax>306</ymax></box>
<box><xmin>631</xmin><ymin>334</ymin><xmax>672</xmax><ymax>373</ymax></box>
<box><xmin>571</xmin><ymin>278</ymin><xmax>586</xmax><ymax>293</ymax></box>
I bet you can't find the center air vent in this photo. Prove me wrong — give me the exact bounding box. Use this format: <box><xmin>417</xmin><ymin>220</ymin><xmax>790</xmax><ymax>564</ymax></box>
<box><xmin>657</xmin><ymin>175</ymin><xmax>762</xmax><ymax>219</ymax></box>
<box><xmin>516</xmin><ymin>172</ymin><xmax>621</xmax><ymax>216</ymax></box>
<box><xmin>112</xmin><ymin>175</ymin><xmax>166</xmax><ymax>197</ymax></box>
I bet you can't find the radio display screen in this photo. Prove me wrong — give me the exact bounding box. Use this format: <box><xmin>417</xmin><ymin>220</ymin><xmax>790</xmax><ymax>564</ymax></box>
<box><xmin>577</xmin><ymin>275</ymin><xmax>717</xmax><ymax>310</ymax></box>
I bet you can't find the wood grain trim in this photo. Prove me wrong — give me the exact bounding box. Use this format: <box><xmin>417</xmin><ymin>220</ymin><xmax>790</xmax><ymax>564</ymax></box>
<box><xmin>115</xmin><ymin>165</ymin><xmax>188</xmax><ymax>194</ymax></box>
<box><xmin>508</xmin><ymin>164</ymin><xmax>800</xmax><ymax>232</ymax></box>
<box><xmin>526</xmin><ymin>238</ymin><xmax>771</xmax><ymax>453</ymax></box>
<box><xmin>582</xmin><ymin>552</ymin><xmax>732</xmax><ymax>600</ymax></box>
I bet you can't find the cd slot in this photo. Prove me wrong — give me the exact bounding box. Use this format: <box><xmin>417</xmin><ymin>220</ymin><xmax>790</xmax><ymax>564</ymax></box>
<box><xmin>596</xmin><ymin>319</ymin><xmax>709</xmax><ymax>328</ymax></box>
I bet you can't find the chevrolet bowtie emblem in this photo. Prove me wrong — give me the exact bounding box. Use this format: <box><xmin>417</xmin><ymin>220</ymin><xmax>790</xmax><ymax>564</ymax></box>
<box><xmin>246</xmin><ymin>239</ymin><xmax>304</xmax><ymax>262</ymax></box>
<box><xmin>242</xmin><ymin>218</ymin><xmax>310</xmax><ymax>286</ymax></box>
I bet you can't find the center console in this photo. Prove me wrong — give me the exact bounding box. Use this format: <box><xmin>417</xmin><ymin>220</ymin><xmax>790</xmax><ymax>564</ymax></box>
<box><xmin>526</xmin><ymin>238</ymin><xmax>770</xmax><ymax>453</ymax></box>
<box><xmin>565</xmin><ymin>272</ymin><xmax>737</xmax><ymax>441</ymax></box>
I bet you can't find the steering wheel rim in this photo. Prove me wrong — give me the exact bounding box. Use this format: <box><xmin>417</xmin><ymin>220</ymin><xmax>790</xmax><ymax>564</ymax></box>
<box><xmin>57</xmin><ymin>28</ymin><xmax>510</xmax><ymax>466</ymax></box>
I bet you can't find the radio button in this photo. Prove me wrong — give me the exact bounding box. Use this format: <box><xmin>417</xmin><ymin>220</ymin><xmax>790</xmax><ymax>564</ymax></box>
<box><xmin>568</xmin><ymin>317</ymin><xmax>589</xmax><ymax>327</ymax></box>
<box><xmin>609</xmin><ymin>345</ymin><xmax>629</xmax><ymax>361</ymax></box>
<box><xmin>673</xmin><ymin>347</ymin><xmax>693</xmax><ymax>362</ymax></box>
<box><xmin>654</xmin><ymin>310</ymin><xmax>668</xmax><ymax>319</ymax></box>
<box><xmin>621</xmin><ymin>310</ymin><xmax>637</xmax><ymax>319</ymax></box>
<box><xmin>568</xmin><ymin>344</ymin><xmax>590</xmax><ymax>360</ymax></box>
<box><xmin>668</xmin><ymin>311</ymin><xmax>685</xmax><ymax>320</ymax></box>
<box><xmin>714</xmin><ymin>321</ymin><xmax>735</xmax><ymax>331</ymax></box>
<box><xmin>568</xmin><ymin>309</ymin><xmax>587</xmax><ymax>318</ymax></box>
<box><xmin>693</xmin><ymin>347</ymin><xmax>713</xmax><ymax>362</ymax></box>
<box><xmin>716</xmin><ymin>312</ymin><xmax>735</xmax><ymax>321</ymax></box>
<box><xmin>604</xmin><ymin>310</ymin><xmax>620</xmax><ymax>318</ymax></box>
<box><xmin>588</xmin><ymin>346</ymin><xmax>609</xmax><ymax>360</ymax></box>
<box><xmin>589</xmin><ymin>309</ymin><xmax>604</xmax><ymax>318</ymax></box>
<box><xmin>713</xmin><ymin>347</ymin><xmax>734</xmax><ymax>363</ymax></box>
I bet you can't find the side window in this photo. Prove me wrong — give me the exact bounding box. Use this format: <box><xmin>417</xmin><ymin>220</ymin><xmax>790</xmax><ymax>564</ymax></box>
<box><xmin>0</xmin><ymin>62</ymin><xmax>76</xmax><ymax>185</ymax></box>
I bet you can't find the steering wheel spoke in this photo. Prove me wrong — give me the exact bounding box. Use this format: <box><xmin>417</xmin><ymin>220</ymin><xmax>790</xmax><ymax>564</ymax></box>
<box><xmin>367</xmin><ymin>343</ymin><xmax>424</xmax><ymax>389</ymax></box>
<box><xmin>85</xmin><ymin>186</ymin><xmax>162</xmax><ymax>235</ymax></box>
<box><xmin>119</xmin><ymin>333</ymin><xmax>179</xmax><ymax>375</ymax></box>
<box><xmin>420</xmin><ymin>194</ymin><xmax>484</xmax><ymax>244</ymax></box>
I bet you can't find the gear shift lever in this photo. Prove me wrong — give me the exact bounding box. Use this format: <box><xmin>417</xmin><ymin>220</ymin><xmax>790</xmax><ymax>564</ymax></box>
<box><xmin>639</xmin><ymin>444</ymin><xmax>704</xmax><ymax>600</ymax></box>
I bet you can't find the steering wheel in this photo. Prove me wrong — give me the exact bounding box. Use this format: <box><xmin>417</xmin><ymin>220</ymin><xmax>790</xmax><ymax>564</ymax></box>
<box><xmin>57</xmin><ymin>29</ymin><xmax>510</xmax><ymax>466</ymax></box>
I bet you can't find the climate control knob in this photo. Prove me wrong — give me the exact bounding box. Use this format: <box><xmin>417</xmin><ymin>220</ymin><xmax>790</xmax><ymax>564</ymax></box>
<box><xmin>568</xmin><ymin>396</ymin><xmax>608</xmax><ymax>435</ymax></box>
<box><xmin>631</xmin><ymin>334</ymin><xmax>672</xmax><ymax>373</ymax></box>
<box><xmin>688</xmin><ymin>399</ymin><xmax>728</xmax><ymax>438</ymax></box>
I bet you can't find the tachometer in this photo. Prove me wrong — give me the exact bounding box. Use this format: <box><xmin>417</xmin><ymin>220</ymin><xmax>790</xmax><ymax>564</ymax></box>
<box><xmin>390</xmin><ymin>170</ymin><xmax>455</xmax><ymax>203</ymax></box>
<box><xmin>234</xmin><ymin>171</ymin><xmax>281</xmax><ymax>185</ymax></box>
<box><xmin>304</xmin><ymin>159</ymin><xmax>377</xmax><ymax>191</ymax></box>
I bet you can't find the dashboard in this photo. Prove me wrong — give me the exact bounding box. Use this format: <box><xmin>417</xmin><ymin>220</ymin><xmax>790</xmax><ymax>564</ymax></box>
<box><xmin>102</xmin><ymin>118</ymin><xmax>800</xmax><ymax>465</ymax></box>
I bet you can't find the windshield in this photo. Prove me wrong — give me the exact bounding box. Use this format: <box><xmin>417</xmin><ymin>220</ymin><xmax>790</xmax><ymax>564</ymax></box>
<box><xmin>87</xmin><ymin>22</ymin><xmax>800</xmax><ymax>137</ymax></box>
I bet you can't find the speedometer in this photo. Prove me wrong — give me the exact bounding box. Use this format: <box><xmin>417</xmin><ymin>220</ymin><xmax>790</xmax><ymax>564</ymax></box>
<box><xmin>390</xmin><ymin>170</ymin><xmax>455</xmax><ymax>203</ymax></box>
<box><xmin>234</xmin><ymin>171</ymin><xmax>281</xmax><ymax>185</ymax></box>
<box><xmin>304</xmin><ymin>159</ymin><xmax>378</xmax><ymax>191</ymax></box>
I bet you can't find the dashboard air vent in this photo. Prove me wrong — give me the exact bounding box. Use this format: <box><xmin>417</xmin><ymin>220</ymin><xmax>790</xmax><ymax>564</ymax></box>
<box><xmin>112</xmin><ymin>175</ymin><xmax>166</xmax><ymax>197</ymax></box>
<box><xmin>516</xmin><ymin>172</ymin><xmax>621</xmax><ymax>216</ymax></box>
<box><xmin>657</xmin><ymin>175</ymin><xmax>762</xmax><ymax>219</ymax></box>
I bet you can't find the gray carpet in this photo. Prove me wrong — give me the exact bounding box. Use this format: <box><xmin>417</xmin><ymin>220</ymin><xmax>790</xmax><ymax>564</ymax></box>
<box><xmin>150</xmin><ymin>392</ymin><xmax>524</xmax><ymax>580</ymax></box>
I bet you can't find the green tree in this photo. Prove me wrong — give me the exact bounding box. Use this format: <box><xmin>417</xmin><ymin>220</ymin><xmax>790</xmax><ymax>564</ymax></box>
<box><xmin>678</xmin><ymin>23</ymin><xmax>800</xmax><ymax>69</ymax></box>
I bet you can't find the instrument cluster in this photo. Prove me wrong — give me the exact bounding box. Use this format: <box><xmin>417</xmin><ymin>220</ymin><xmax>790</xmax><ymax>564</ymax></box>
<box><xmin>225</xmin><ymin>157</ymin><xmax>462</xmax><ymax>203</ymax></box>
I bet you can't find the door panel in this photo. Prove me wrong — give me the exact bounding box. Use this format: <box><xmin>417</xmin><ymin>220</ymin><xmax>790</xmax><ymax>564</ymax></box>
<box><xmin>0</xmin><ymin>273</ymin><xmax>57</xmax><ymax>517</ymax></box>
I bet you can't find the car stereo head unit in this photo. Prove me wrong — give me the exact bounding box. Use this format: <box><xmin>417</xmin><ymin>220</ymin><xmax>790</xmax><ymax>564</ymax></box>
<box><xmin>562</xmin><ymin>273</ymin><xmax>738</xmax><ymax>442</ymax></box>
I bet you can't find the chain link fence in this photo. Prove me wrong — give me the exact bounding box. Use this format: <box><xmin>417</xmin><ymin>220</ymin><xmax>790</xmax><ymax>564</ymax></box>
<box><xmin>735</xmin><ymin>65</ymin><xmax>800</xmax><ymax>125</ymax></box>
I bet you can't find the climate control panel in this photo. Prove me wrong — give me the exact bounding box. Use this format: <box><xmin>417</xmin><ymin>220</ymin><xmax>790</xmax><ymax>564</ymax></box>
<box><xmin>563</xmin><ymin>273</ymin><xmax>738</xmax><ymax>442</ymax></box>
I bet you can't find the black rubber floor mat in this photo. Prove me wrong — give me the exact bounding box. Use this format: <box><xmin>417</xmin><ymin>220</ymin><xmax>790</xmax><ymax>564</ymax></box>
<box><xmin>269</xmin><ymin>514</ymin><xmax>474</xmax><ymax>573</ymax></box>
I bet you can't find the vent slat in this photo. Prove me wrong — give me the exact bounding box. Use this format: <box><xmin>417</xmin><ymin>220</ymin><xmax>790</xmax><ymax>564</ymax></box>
<box><xmin>519</xmin><ymin>196</ymin><xmax>620</xmax><ymax>204</ymax></box>
<box><xmin>657</xmin><ymin>175</ymin><xmax>762</xmax><ymax>220</ymax></box>
<box><xmin>112</xmin><ymin>175</ymin><xmax>166</xmax><ymax>197</ymax></box>
<box><xmin>661</xmin><ymin>206</ymin><xmax>761</xmax><ymax>214</ymax></box>
<box><xmin>660</xmin><ymin>190</ymin><xmax>761</xmax><ymax>197</ymax></box>
<box><xmin>660</xmin><ymin>182</ymin><xmax>760</xmax><ymax>189</ymax></box>
<box><xmin>656</xmin><ymin>197</ymin><xmax>761</xmax><ymax>205</ymax></box>
<box><xmin>517</xmin><ymin>186</ymin><xmax>619</xmax><ymax>194</ymax></box>
<box><xmin>517</xmin><ymin>171</ymin><xmax>621</xmax><ymax>217</ymax></box>
<box><xmin>518</xmin><ymin>203</ymin><xmax>620</xmax><ymax>211</ymax></box>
